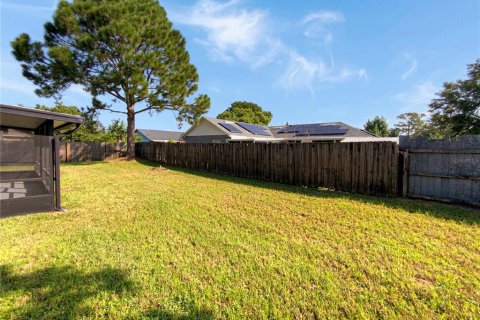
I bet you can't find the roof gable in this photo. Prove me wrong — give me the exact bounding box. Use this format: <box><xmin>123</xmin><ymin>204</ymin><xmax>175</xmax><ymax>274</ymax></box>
<box><xmin>184</xmin><ymin>118</ymin><xmax>228</xmax><ymax>137</ymax></box>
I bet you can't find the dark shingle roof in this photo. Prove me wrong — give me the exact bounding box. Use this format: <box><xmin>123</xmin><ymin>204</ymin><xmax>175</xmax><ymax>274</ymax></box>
<box><xmin>269</xmin><ymin>122</ymin><xmax>375</xmax><ymax>140</ymax></box>
<box><xmin>136</xmin><ymin>129</ymin><xmax>184</xmax><ymax>142</ymax></box>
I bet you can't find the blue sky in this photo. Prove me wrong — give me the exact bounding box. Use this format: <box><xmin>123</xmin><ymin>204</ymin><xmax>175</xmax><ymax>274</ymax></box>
<box><xmin>1</xmin><ymin>0</ymin><xmax>479</xmax><ymax>131</ymax></box>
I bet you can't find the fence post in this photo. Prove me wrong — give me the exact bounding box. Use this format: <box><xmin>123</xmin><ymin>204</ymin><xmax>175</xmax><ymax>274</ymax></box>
<box><xmin>65</xmin><ymin>142</ymin><xmax>68</xmax><ymax>163</ymax></box>
<box><xmin>398</xmin><ymin>151</ymin><xmax>409</xmax><ymax>197</ymax></box>
<box><xmin>52</xmin><ymin>137</ymin><xmax>64</xmax><ymax>211</ymax></box>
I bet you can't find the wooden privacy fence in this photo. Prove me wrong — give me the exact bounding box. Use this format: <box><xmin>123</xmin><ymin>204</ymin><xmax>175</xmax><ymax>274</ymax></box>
<box><xmin>136</xmin><ymin>142</ymin><xmax>399</xmax><ymax>196</ymax></box>
<box><xmin>59</xmin><ymin>142</ymin><xmax>126</xmax><ymax>162</ymax></box>
<box><xmin>400</xmin><ymin>135</ymin><xmax>480</xmax><ymax>206</ymax></box>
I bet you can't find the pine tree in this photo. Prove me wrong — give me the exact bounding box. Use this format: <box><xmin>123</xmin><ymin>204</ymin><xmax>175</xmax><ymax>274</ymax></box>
<box><xmin>12</xmin><ymin>0</ymin><xmax>210</xmax><ymax>158</ymax></box>
<box><xmin>429</xmin><ymin>60</ymin><xmax>480</xmax><ymax>137</ymax></box>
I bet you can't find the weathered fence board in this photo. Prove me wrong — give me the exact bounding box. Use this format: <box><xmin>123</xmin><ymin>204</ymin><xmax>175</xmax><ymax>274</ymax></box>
<box><xmin>136</xmin><ymin>142</ymin><xmax>399</xmax><ymax>196</ymax></box>
<box><xmin>400</xmin><ymin>135</ymin><xmax>480</xmax><ymax>206</ymax></box>
<box><xmin>59</xmin><ymin>142</ymin><xmax>126</xmax><ymax>163</ymax></box>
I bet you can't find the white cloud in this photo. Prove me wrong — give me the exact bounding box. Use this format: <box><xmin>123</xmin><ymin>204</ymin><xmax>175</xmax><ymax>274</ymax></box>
<box><xmin>278</xmin><ymin>10</ymin><xmax>363</xmax><ymax>91</ymax></box>
<box><xmin>0</xmin><ymin>55</ymin><xmax>91</xmax><ymax>109</ymax></box>
<box><xmin>280</xmin><ymin>51</ymin><xmax>326</xmax><ymax>93</ymax></box>
<box><xmin>0</xmin><ymin>74</ymin><xmax>90</xmax><ymax>99</ymax></box>
<box><xmin>69</xmin><ymin>84</ymin><xmax>91</xmax><ymax>98</ymax></box>
<box><xmin>172</xmin><ymin>1</ymin><xmax>366</xmax><ymax>93</ymax></box>
<box><xmin>0</xmin><ymin>79</ymin><xmax>37</xmax><ymax>95</ymax></box>
<box><xmin>395</xmin><ymin>82</ymin><xmax>437</xmax><ymax>112</ymax></box>
<box><xmin>170</xmin><ymin>0</ymin><xmax>277</xmax><ymax>66</ymax></box>
<box><xmin>402</xmin><ymin>53</ymin><xmax>418</xmax><ymax>80</ymax></box>
<box><xmin>206</xmin><ymin>85</ymin><xmax>221</xmax><ymax>93</ymax></box>
<box><xmin>357</xmin><ymin>68</ymin><xmax>369</xmax><ymax>81</ymax></box>
<box><xmin>278</xmin><ymin>50</ymin><xmax>368</xmax><ymax>93</ymax></box>
<box><xmin>0</xmin><ymin>1</ymin><xmax>56</xmax><ymax>11</ymax></box>
<box><xmin>302</xmin><ymin>11</ymin><xmax>344</xmax><ymax>24</ymax></box>
<box><xmin>301</xmin><ymin>11</ymin><xmax>344</xmax><ymax>43</ymax></box>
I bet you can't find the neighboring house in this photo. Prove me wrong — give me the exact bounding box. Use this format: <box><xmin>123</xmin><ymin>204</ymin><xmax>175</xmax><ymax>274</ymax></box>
<box><xmin>183</xmin><ymin>117</ymin><xmax>281</xmax><ymax>143</ymax></box>
<box><xmin>183</xmin><ymin>117</ymin><xmax>397</xmax><ymax>144</ymax></box>
<box><xmin>136</xmin><ymin>128</ymin><xmax>184</xmax><ymax>142</ymax></box>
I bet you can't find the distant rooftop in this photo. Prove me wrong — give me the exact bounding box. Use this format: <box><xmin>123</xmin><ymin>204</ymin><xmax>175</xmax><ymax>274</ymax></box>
<box><xmin>269</xmin><ymin>122</ymin><xmax>375</xmax><ymax>139</ymax></box>
<box><xmin>136</xmin><ymin>128</ymin><xmax>184</xmax><ymax>142</ymax></box>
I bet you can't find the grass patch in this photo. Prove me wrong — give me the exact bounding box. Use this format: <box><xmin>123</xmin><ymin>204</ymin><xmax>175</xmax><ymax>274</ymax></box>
<box><xmin>1</xmin><ymin>160</ymin><xmax>479</xmax><ymax>319</ymax></box>
<box><xmin>0</xmin><ymin>164</ymin><xmax>35</xmax><ymax>172</ymax></box>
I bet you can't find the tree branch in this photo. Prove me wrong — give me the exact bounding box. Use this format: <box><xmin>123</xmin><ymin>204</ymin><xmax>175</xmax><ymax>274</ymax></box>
<box><xmin>134</xmin><ymin>104</ymin><xmax>186</xmax><ymax>115</ymax></box>
<box><xmin>108</xmin><ymin>109</ymin><xmax>128</xmax><ymax>115</ymax></box>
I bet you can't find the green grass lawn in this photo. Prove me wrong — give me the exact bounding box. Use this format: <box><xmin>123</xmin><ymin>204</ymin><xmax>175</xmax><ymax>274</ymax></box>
<box><xmin>1</xmin><ymin>160</ymin><xmax>479</xmax><ymax>319</ymax></box>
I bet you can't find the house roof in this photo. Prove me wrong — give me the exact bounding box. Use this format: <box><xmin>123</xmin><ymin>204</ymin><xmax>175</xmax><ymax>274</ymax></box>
<box><xmin>0</xmin><ymin>104</ymin><xmax>84</xmax><ymax>131</ymax></box>
<box><xmin>184</xmin><ymin>117</ymin><xmax>376</xmax><ymax>142</ymax></box>
<box><xmin>342</xmin><ymin>137</ymin><xmax>399</xmax><ymax>143</ymax></box>
<box><xmin>269</xmin><ymin>122</ymin><xmax>376</xmax><ymax>140</ymax></box>
<box><xmin>185</xmin><ymin>117</ymin><xmax>276</xmax><ymax>139</ymax></box>
<box><xmin>136</xmin><ymin>128</ymin><xmax>184</xmax><ymax>142</ymax></box>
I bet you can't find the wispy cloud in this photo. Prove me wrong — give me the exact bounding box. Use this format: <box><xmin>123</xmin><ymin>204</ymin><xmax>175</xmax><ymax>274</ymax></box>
<box><xmin>278</xmin><ymin>50</ymin><xmax>368</xmax><ymax>93</ymax></box>
<box><xmin>280</xmin><ymin>51</ymin><xmax>326</xmax><ymax>93</ymax></box>
<box><xmin>402</xmin><ymin>53</ymin><xmax>418</xmax><ymax>80</ymax></box>
<box><xmin>302</xmin><ymin>11</ymin><xmax>344</xmax><ymax>24</ymax></box>
<box><xmin>69</xmin><ymin>84</ymin><xmax>91</xmax><ymax>98</ymax></box>
<box><xmin>0</xmin><ymin>1</ymin><xmax>57</xmax><ymax>11</ymax></box>
<box><xmin>206</xmin><ymin>85</ymin><xmax>221</xmax><ymax>93</ymax></box>
<box><xmin>395</xmin><ymin>81</ymin><xmax>437</xmax><ymax>112</ymax></box>
<box><xmin>171</xmin><ymin>1</ymin><xmax>366</xmax><ymax>93</ymax></box>
<box><xmin>278</xmin><ymin>10</ymin><xmax>365</xmax><ymax>92</ymax></box>
<box><xmin>170</xmin><ymin>0</ymin><xmax>277</xmax><ymax>66</ymax></box>
<box><xmin>0</xmin><ymin>79</ymin><xmax>37</xmax><ymax>95</ymax></box>
<box><xmin>1</xmin><ymin>55</ymin><xmax>90</xmax><ymax>108</ymax></box>
<box><xmin>301</xmin><ymin>11</ymin><xmax>344</xmax><ymax>43</ymax></box>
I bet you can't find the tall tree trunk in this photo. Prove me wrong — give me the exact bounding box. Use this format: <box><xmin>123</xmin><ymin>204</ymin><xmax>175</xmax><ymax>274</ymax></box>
<box><xmin>126</xmin><ymin>104</ymin><xmax>135</xmax><ymax>159</ymax></box>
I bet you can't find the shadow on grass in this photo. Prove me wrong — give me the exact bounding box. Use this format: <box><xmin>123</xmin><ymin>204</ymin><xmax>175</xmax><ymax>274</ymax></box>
<box><xmin>61</xmin><ymin>160</ymin><xmax>110</xmax><ymax>166</ymax></box>
<box><xmin>135</xmin><ymin>159</ymin><xmax>479</xmax><ymax>225</ymax></box>
<box><xmin>0</xmin><ymin>263</ymin><xmax>214</xmax><ymax>319</ymax></box>
<box><xmin>0</xmin><ymin>264</ymin><xmax>134</xmax><ymax>319</ymax></box>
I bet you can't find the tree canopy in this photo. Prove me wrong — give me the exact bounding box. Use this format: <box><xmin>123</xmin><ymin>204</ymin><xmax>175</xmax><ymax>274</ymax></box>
<box><xmin>429</xmin><ymin>60</ymin><xmax>480</xmax><ymax>137</ymax></box>
<box><xmin>36</xmin><ymin>102</ymin><xmax>127</xmax><ymax>142</ymax></box>
<box><xmin>364</xmin><ymin>116</ymin><xmax>389</xmax><ymax>136</ymax></box>
<box><xmin>36</xmin><ymin>102</ymin><xmax>103</xmax><ymax>141</ymax></box>
<box><xmin>12</xmin><ymin>0</ymin><xmax>209</xmax><ymax>158</ymax></box>
<box><xmin>217</xmin><ymin>101</ymin><xmax>273</xmax><ymax>126</ymax></box>
<box><xmin>105</xmin><ymin>119</ymin><xmax>127</xmax><ymax>143</ymax></box>
<box><xmin>394</xmin><ymin>112</ymin><xmax>427</xmax><ymax>136</ymax></box>
<box><xmin>363</xmin><ymin>116</ymin><xmax>400</xmax><ymax>137</ymax></box>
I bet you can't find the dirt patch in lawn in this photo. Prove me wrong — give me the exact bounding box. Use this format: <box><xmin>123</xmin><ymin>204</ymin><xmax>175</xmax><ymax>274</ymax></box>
<box><xmin>151</xmin><ymin>166</ymin><xmax>169</xmax><ymax>172</ymax></box>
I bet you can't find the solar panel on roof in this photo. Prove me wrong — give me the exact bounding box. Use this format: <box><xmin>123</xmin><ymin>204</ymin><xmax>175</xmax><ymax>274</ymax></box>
<box><xmin>219</xmin><ymin>122</ymin><xmax>242</xmax><ymax>133</ymax></box>
<box><xmin>277</xmin><ymin>127</ymin><xmax>299</xmax><ymax>134</ymax></box>
<box><xmin>236</xmin><ymin>122</ymin><xmax>271</xmax><ymax>136</ymax></box>
<box><xmin>297</xmin><ymin>125</ymin><xmax>348</xmax><ymax>136</ymax></box>
<box><xmin>278</xmin><ymin>124</ymin><xmax>348</xmax><ymax>136</ymax></box>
